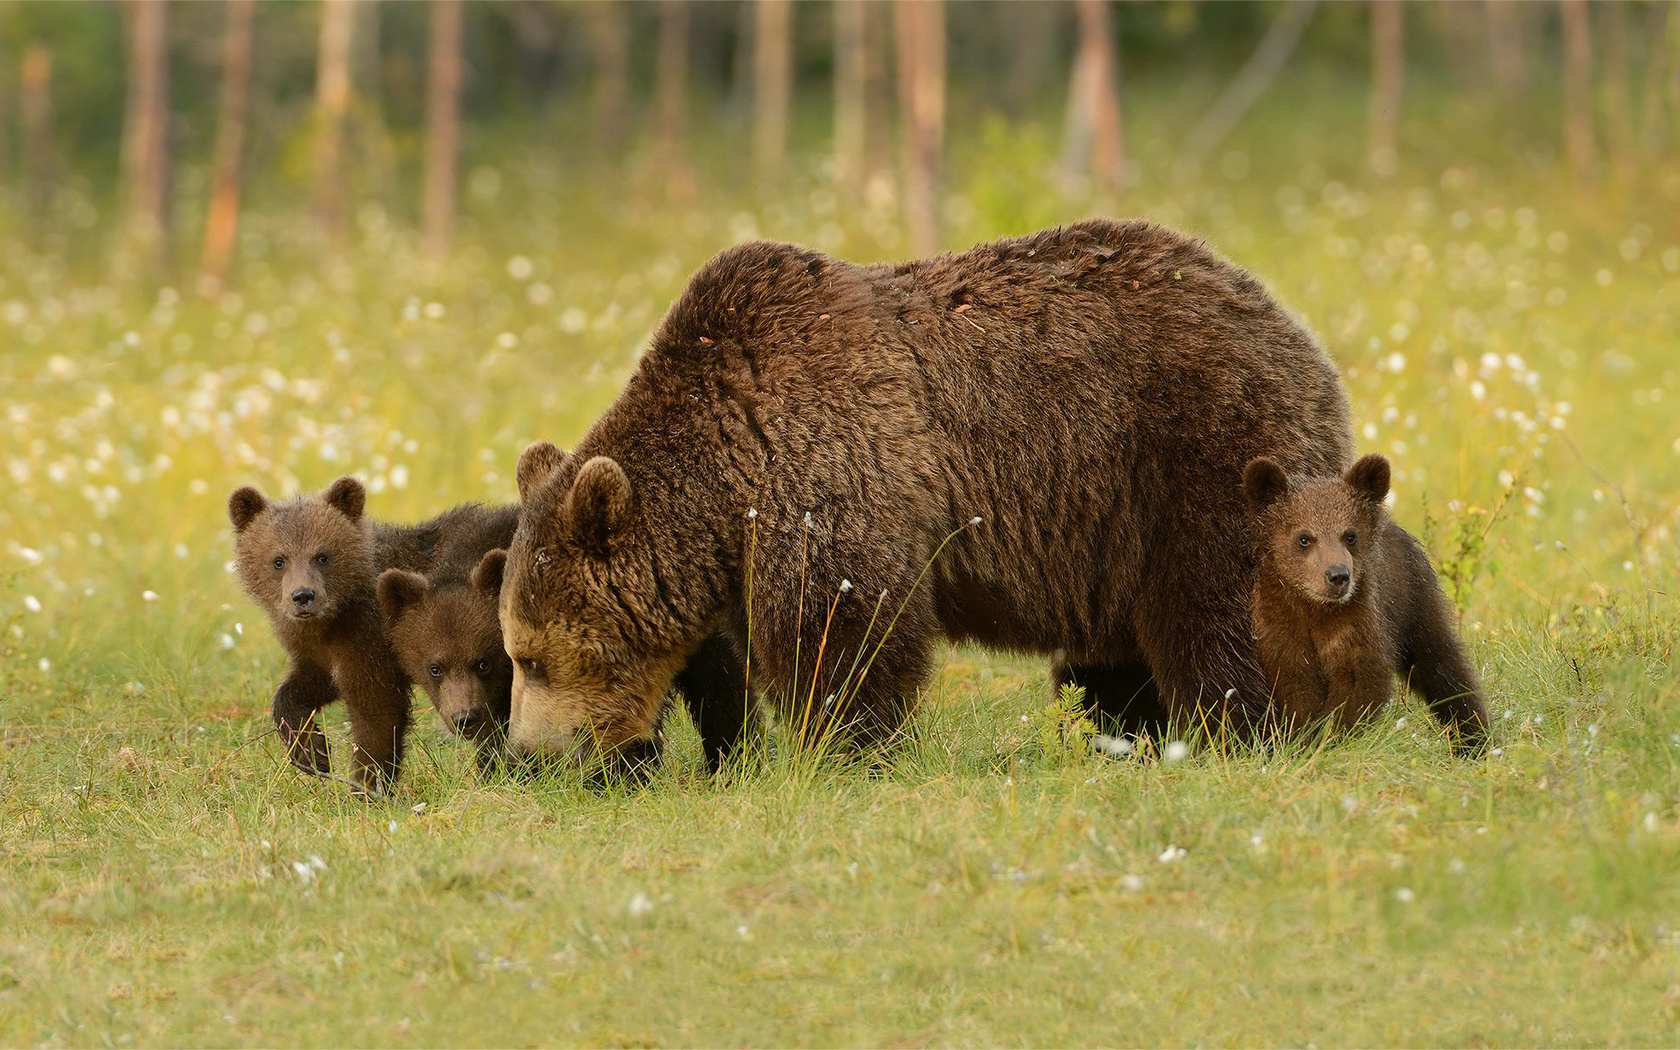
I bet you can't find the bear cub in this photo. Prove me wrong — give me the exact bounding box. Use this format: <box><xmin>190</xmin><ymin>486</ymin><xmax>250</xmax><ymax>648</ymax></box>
<box><xmin>229</xmin><ymin>479</ymin><xmax>515</xmax><ymax>792</ymax></box>
<box><xmin>377</xmin><ymin>530</ymin><xmax>517</xmax><ymax>770</ymax></box>
<box><xmin>1243</xmin><ymin>453</ymin><xmax>1491</xmax><ymax>752</ymax></box>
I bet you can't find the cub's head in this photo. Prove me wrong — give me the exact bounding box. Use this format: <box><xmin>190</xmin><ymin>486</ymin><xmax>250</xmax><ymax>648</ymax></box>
<box><xmin>1244</xmin><ymin>454</ymin><xmax>1391</xmax><ymax>605</ymax></box>
<box><xmin>229</xmin><ymin>477</ymin><xmax>372</xmax><ymax>628</ymax></box>
<box><xmin>378</xmin><ymin>558</ymin><xmax>513</xmax><ymax>752</ymax></box>
<box><xmin>494</xmin><ymin>441</ymin><xmax>695</xmax><ymax>773</ymax></box>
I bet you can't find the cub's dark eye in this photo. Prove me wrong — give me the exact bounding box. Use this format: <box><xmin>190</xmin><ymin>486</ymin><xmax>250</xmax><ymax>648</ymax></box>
<box><xmin>428</xmin><ymin>664</ymin><xmax>442</xmax><ymax>679</ymax></box>
<box><xmin>474</xmin><ymin>658</ymin><xmax>492</xmax><ymax>675</ymax></box>
<box><xmin>314</xmin><ymin>552</ymin><xmax>330</xmax><ymax>566</ymax></box>
<box><xmin>271</xmin><ymin>556</ymin><xmax>285</xmax><ymax>570</ymax></box>
<box><xmin>1343</xmin><ymin>531</ymin><xmax>1358</xmax><ymax>548</ymax></box>
<box><xmin>1296</xmin><ymin>534</ymin><xmax>1314</xmax><ymax>549</ymax></box>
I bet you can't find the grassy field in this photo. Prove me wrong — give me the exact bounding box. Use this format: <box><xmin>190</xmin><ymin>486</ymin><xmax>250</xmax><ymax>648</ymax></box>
<box><xmin>3</xmin><ymin>70</ymin><xmax>1680</xmax><ymax>1047</ymax></box>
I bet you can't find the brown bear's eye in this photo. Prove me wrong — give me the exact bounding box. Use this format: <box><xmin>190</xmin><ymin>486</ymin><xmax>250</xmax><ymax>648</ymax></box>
<box><xmin>314</xmin><ymin>552</ymin><xmax>329</xmax><ymax>566</ymax></box>
<box><xmin>429</xmin><ymin>664</ymin><xmax>442</xmax><ymax>678</ymax></box>
<box><xmin>474</xmin><ymin>658</ymin><xmax>491</xmax><ymax>675</ymax></box>
<box><xmin>271</xmin><ymin>556</ymin><xmax>285</xmax><ymax>570</ymax></box>
<box><xmin>1343</xmin><ymin>531</ymin><xmax>1358</xmax><ymax>548</ymax></box>
<box><xmin>1296</xmin><ymin>534</ymin><xmax>1313</xmax><ymax>549</ymax></box>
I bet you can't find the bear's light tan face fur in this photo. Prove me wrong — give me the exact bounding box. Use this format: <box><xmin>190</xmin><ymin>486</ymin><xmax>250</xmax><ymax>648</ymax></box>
<box><xmin>1245</xmin><ymin>453</ymin><xmax>1390</xmax><ymax>606</ymax></box>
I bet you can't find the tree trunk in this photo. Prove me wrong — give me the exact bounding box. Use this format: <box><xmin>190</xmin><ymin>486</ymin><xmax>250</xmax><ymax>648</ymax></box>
<box><xmin>1368</xmin><ymin>0</ymin><xmax>1403</xmax><ymax>176</ymax></box>
<box><xmin>1640</xmin><ymin>2</ymin><xmax>1672</xmax><ymax>155</ymax></box>
<box><xmin>1485</xmin><ymin>0</ymin><xmax>1526</xmax><ymax>95</ymax></box>
<box><xmin>589</xmin><ymin>1</ymin><xmax>629</xmax><ymax>158</ymax></box>
<box><xmin>20</xmin><ymin>45</ymin><xmax>52</xmax><ymax>230</ymax></box>
<box><xmin>122</xmin><ymin>0</ymin><xmax>170</xmax><ymax>269</ymax></box>
<box><xmin>1178</xmin><ymin>2</ymin><xmax>1317</xmax><ymax>167</ymax></box>
<box><xmin>1062</xmin><ymin>0</ymin><xmax>1124</xmax><ymax>193</ymax></box>
<box><xmin>424</xmin><ymin>0</ymin><xmax>463</xmax><ymax>263</ymax></box>
<box><xmin>655</xmin><ymin>0</ymin><xmax>695</xmax><ymax>204</ymax></box>
<box><xmin>834</xmin><ymin>0</ymin><xmax>865</xmax><ymax>190</ymax></box>
<box><xmin>754</xmin><ymin>0</ymin><xmax>792</xmax><ymax>183</ymax></box>
<box><xmin>314</xmin><ymin>0</ymin><xmax>355</xmax><ymax>242</ymax></box>
<box><xmin>895</xmin><ymin>0</ymin><xmax>944</xmax><ymax>256</ymax></box>
<box><xmin>863</xmin><ymin>2</ymin><xmax>894</xmax><ymax>187</ymax></box>
<box><xmin>1561</xmin><ymin>0</ymin><xmax>1597</xmax><ymax>184</ymax></box>
<box><xmin>1602</xmin><ymin>1</ymin><xmax>1636</xmax><ymax>181</ymax></box>
<box><xmin>200</xmin><ymin>0</ymin><xmax>255</xmax><ymax>295</ymax></box>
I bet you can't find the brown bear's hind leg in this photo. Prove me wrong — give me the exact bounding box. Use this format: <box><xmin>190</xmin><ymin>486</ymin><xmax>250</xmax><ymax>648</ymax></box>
<box><xmin>1052</xmin><ymin>659</ymin><xmax>1170</xmax><ymax>738</ymax></box>
<box><xmin>674</xmin><ymin>633</ymin><xmax>755</xmax><ymax>772</ymax></box>
<box><xmin>273</xmin><ymin>660</ymin><xmax>336</xmax><ymax>775</ymax></box>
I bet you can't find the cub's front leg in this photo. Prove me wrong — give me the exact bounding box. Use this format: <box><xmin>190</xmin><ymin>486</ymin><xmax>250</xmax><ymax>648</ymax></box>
<box><xmin>333</xmin><ymin>647</ymin><xmax>413</xmax><ymax>797</ymax></box>
<box><xmin>272</xmin><ymin>659</ymin><xmax>336</xmax><ymax>775</ymax></box>
<box><xmin>1319</xmin><ymin>620</ymin><xmax>1394</xmax><ymax>731</ymax></box>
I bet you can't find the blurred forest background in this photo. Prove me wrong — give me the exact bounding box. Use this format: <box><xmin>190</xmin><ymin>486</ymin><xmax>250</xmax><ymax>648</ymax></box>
<box><xmin>1</xmin><ymin>0</ymin><xmax>1677</xmax><ymax>284</ymax></box>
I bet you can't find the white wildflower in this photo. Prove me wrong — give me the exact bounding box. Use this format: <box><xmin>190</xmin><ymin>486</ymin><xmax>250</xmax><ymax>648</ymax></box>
<box><xmin>628</xmin><ymin>893</ymin><xmax>654</xmax><ymax>918</ymax></box>
<box><xmin>23</xmin><ymin>595</ymin><xmax>42</xmax><ymax>613</ymax></box>
<box><xmin>1162</xmin><ymin>740</ymin><xmax>1189</xmax><ymax>763</ymax></box>
<box><xmin>1157</xmin><ymin>845</ymin><xmax>1187</xmax><ymax>863</ymax></box>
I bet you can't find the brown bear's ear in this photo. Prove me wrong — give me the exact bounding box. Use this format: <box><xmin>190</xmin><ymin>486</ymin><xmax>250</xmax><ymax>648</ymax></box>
<box><xmin>1243</xmin><ymin>458</ymin><xmax>1291</xmax><ymax>511</ymax></box>
<box><xmin>228</xmin><ymin>487</ymin><xmax>269</xmax><ymax>532</ymax></box>
<box><xmin>516</xmin><ymin>441</ymin><xmax>570</xmax><ymax>505</ymax></box>
<box><xmin>565</xmin><ymin>456</ymin><xmax>633</xmax><ymax>555</ymax></box>
<box><xmin>325</xmin><ymin>476</ymin><xmax>366</xmax><ymax>522</ymax></box>
<box><xmin>471</xmin><ymin>548</ymin><xmax>507</xmax><ymax>597</ymax></box>
<box><xmin>377</xmin><ymin>568</ymin><xmax>428</xmax><ymax>622</ymax></box>
<box><xmin>1345</xmin><ymin>454</ymin><xmax>1391</xmax><ymax>505</ymax></box>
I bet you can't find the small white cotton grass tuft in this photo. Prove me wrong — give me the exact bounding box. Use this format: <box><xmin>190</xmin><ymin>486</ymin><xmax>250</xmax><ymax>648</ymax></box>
<box><xmin>18</xmin><ymin>547</ymin><xmax>44</xmax><ymax>566</ymax></box>
<box><xmin>968</xmin><ymin>516</ymin><xmax>982</xmax><ymax>527</ymax></box>
<box><xmin>1121</xmin><ymin>874</ymin><xmax>1145</xmax><ymax>891</ymax></box>
<box><xmin>1224</xmin><ymin>687</ymin><xmax>1236</xmax><ymax>700</ymax></box>
<box><xmin>141</xmin><ymin>590</ymin><xmax>159</xmax><ymax>602</ymax></box>
<box><xmin>1093</xmin><ymin>734</ymin><xmax>1134</xmax><ymax>757</ymax></box>
<box><xmin>37</xmin><ymin>658</ymin><xmax>50</xmax><ymax>673</ymax></box>
<box><xmin>746</xmin><ymin>508</ymin><xmax>758</xmax><ymax>520</ymax></box>
<box><xmin>839</xmin><ymin>579</ymin><xmax>853</xmax><ymax>593</ymax></box>
<box><xmin>1645</xmin><ymin>812</ymin><xmax>1660</xmax><ymax>833</ymax></box>
<box><xmin>1394</xmin><ymin>887</ymin><xmax>1415</xmax><ymax>903</ymax></box>
<box><xmin>1157</xmin><ymin>845</ymin><xmax>1187</xmax><ymax>863</ymax></box>
<box><xmin>218</xmin><ymin>634</ymin><xmax>236</xmax><ymax>649</ymax></box>
<box><xmin>627</xmin><ymin>893</ymin><xmax>654</xmax><ymax>918</ymax></box>
<box><xmin>23</xmin><ymin>595</ymin><xmax>41</xmax><ymax>613</ymax></box>
<box><xmin>1162</xmin><ymin>740</ymin><xmax>1189</xmax><ymax>763</ymax></box>
<box><xmin>802</xmin><ymin>512</ymin><xmax>813</xmax><ymax>528</ymax></box>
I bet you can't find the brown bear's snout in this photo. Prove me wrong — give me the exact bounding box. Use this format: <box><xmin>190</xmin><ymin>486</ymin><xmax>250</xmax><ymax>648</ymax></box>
<box><xmin>452</xmin><ymin>710</ymin><xmax>483</xmax><ymax>734</ymax></box>
<box><xmin>291</xmin><ymin>586</ymin><xmax>317</xmax><ymax>611</ymax></box>
<box><xmin>1324</xmin><ymin>565</ymin><xmax>1351</xmax><ymax>596</ymax></box>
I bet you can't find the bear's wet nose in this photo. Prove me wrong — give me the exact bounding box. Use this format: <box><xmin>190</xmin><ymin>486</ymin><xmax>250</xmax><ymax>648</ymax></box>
<box><xmin>1325</xmin><ymin>566</ymin><xmax>1350</xmax><ymax>590</ymax></box>
<box><xmin>453</xmin><ymin>711</ymin><xmax>482</xmax><ymax>734</ymax></box>
<box><xmin>291</xmin><ymin>587</ymin><xmax>316</xmax><ymax>608</ymax></box>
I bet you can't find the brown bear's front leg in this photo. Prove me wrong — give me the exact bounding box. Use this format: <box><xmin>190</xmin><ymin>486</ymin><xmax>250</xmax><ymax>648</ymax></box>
<box><xmin>1390</xmin><ymin>530</ymin><xmax>1491</xmax><ymax>754</ymax></box>
<box><xmin>273</xmin><ymin>660</ymin><xmax>336</xmax><ymax>775</ymax></box>
<box><xmin>674</xmin><ymin>633</ymin><xmax>755</xmax><ymax>772</ymax></box>
<box><xmin>333</xmin><ymin>650</ymin><xmax>412</xmax><ymax>796</ymax></box>
<box><xmin>1319</xmin><ymin>622</ymin><xmax>1394</xmax><ymax>731</ymax></box>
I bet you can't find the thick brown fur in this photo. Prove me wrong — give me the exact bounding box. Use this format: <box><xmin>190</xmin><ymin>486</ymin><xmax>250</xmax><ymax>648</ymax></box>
<box><xmin>230</xmin><ymin>480</ymin><xmax>516</xmax><ymax>792</ymax></box>
<box><xmin>376</xmin><ymin>504</ymin><xmax>520</xmax><ymax>768</ymax></box>
<box><xmin>1244</xmin><ymin>453</ymin><xmax>1491</xmax><ymax>752</ymax></box>
<box><xmin>499</xmin><ymin>219</ymin><xmax>1353</xmax><ymax>767</ymax></box>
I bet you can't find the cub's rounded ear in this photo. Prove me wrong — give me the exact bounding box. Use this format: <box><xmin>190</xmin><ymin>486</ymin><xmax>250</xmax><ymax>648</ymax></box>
<box><xmin>516</xmin><ymin>441</ymin><xmax>570</xmax><ymax>504</ymax></box>
<box><xmin>325</xmin><ymin>476</ymin><xmax>366</xmax><ymax>522</ymax></box>
<box><xmin>566</xmin><ymin>456</ymin><xmax>633</xmax><ymax>555</ymax></box>
<box><xmin>1345</xmin><ymin>454</ymin><xmax>1392</xmax><ymax>505</ymax></box>
<box><xmin>471</xmin><ymin>548</ymin><xmax>507</xmax><ymax>597</ymax></box>
<box><xmin>377</xmin><ymin>568</ymin><xmax>429</xmax><ymax>622</ymax></box>
<box><xmin>228</xmin><ymin>487</ymin><xmax>269</xmax><ymax>532</ymax></box>
<box><xmin>1243</xmin><ymin>458</ymin><xmax>1291</xmax><ymax>511</ymax></box>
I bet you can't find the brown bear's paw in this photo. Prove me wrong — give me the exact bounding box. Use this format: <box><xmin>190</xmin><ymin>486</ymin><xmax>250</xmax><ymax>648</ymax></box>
<box><xmin>280</xmin><ymin>723</ymin><xmax>332</xmax><ymax>777</ymax></box>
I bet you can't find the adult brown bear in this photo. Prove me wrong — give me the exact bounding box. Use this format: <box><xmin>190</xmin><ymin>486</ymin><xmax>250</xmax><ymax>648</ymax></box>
<box><xmin>499</xmin><ymin>219</ymin><xmax>1352</xmax><ymax>769</ymax></box>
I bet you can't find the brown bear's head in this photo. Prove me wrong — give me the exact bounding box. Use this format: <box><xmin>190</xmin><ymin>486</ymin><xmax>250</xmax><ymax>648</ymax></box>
<box><xmin>494</xmin><ymin>441</ymin><xmax>696</xmax><ymax>773</ymax></box>
<box><xmin>229</xmin><ymin>477</ymin><xmax>373</xmax><ymax>630</ymax></box>
<box><xmin>377</xmin><ymin>559</ymin><xmax>513</xmax><ymax>751</ymax></box>
<box><xmin>1244</xmin><ymin>453</ymin><xmax>1391</xmax><ymax>605</ymax></box>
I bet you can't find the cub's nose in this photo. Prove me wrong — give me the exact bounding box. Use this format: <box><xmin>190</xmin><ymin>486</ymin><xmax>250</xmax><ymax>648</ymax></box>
<box><xmin>1325</xmin><ymin>566</ymin><xmax>1350</xmax><ymax>591</ymax></box>
<box><xmin>291</xmin><ymin>587</ymin><xmax>316</xmax><ymax>608</ymax></box>
<box><xmin>453</xmin><ymin>711</ymin><xmax>482</xmax><ymax>735</ymax></box>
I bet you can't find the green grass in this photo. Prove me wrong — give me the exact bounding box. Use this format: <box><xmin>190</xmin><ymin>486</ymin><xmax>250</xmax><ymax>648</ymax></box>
<box><xmin>4</xmin><ymin>69</ymin><xmax>1680</xmax><ymax>1046</ymax></box>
